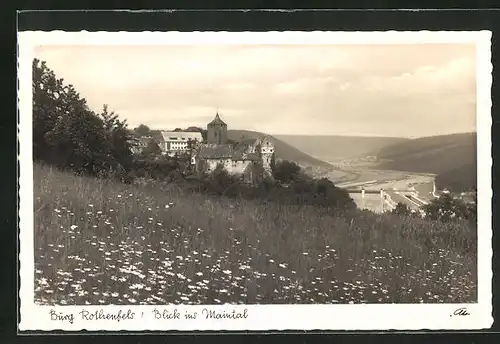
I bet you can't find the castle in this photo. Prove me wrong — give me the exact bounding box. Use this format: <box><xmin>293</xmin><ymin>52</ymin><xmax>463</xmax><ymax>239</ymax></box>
<box><xmin>193</xmin><ymin>112</ymin><xmax>275</xmax><ymax>183</ymax></box>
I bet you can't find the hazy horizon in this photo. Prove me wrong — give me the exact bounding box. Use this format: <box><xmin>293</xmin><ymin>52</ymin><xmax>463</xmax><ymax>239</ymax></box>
<box><xmin>270</xmin><ymin>131</ymin><xmax>476</xmax><ymax>139</ymax></box>
<box><xmin>149</xmin><ymin>126</ymin><xmax>476</xmax><ymax>139</ymax></box>
<box><xmin>35</xmin><ymin>44</ymin><xmax>477</xmax><ymax>137</ymax></box>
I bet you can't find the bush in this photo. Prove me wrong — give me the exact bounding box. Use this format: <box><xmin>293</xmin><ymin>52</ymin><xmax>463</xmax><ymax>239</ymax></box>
<box><xmin>422</xmin><ymin>194</ymin><xmax>476</xmax><ymax>222</ymax></box>
<box><xmin>392</xmin><ymin>202</ymin><xmax>412</xmax><ymax>216</ymax></box>
<box><xmin>190</xmin><ymin>162</ymin><xmax>356</xmax><ymax>211</ymax></box>
<box><xmin>130</xmin><ymin>157</ymin><xmax>181</xmax><ymax>181</ymax></box>
<box><xmin>272</xmin><ymin>160</ymin><xmax>302</xmax><ymax>184</ymax></box>
<box><xmin>202</xmin><ymin>164</ymin><xmax>240</xmax><ymax>196</ymax></box>
<box><xmin>140</xmin><ymin>140</ymin><xmax>162</xmax><ymax>157</ymax></box>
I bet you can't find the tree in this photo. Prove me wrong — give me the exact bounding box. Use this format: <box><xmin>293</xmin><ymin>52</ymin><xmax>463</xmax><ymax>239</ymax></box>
<box><xmin>184</xmin><ymin>126</ymin><xmax>207</xmax><ymax>142</ymax></box>
<box><xmin>99</xmin><ymin>104</ymin><xmax>133</xmax><ymax>170</ymax></box>
<box><xmin>33</xmin><ymin>58</ymin><xmax>88</xmax><ymax>164</ymax></box>
<box><xmin>269</xmin><ymin>152</ymin><xmax>276</xmax><ymax>173</ymax></box>
<box><xmin>312</xmin><ymin>178</ymin><xmax>355</xmax><ymax>210</ymax></box>
<box><xmin>134</xmin><ymin>124</ymin><xmax>151</xmax><ymax>136</ymax></box>
<box><xmin>32</xmin><ymin>58</ymin><xmax>132</xmax><ymax>177</ymax></box>
<box><xmin>141</xmin><ymin>139</ymin><xmax>162</xmax><ymax>157</ymax></box>
<box><xmin>392</xmin><ymin>202</ymin><xmax>412</xmax><ymax>216</ymax></box>
<box><xmin>186</xmin><ymin>138</ymin><xmax>196</xmax><ymax>151</ymax></box>
<box><xmin>272</xmin><ymin>160</ymin><xmax>302</xmax><ymax>184</ymax></box>
<box><xmin>204</xmin><ymin>164</ymin><xmax>239</xmax><ymax>195</ymax></box>
<box><xmin>422</xmin><ymin>193</ymin><xmax>474</xmax><ymax>222</ymax></box>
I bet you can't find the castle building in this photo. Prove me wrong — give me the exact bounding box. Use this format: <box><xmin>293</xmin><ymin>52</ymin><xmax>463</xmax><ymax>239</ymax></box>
<box><xmin>153</xmin><ymin>131</ymin><xmax>203</xmax><ymax>156</ymax></box>
<box><xmin>193</xmin><ymin>112</ymin><xmax>275</xmax><ymax>183</ymax></box>
<box><xmin>207</xmin><ymin>113</ymin><xmax>228</xmax><ymax>145</ymax></box>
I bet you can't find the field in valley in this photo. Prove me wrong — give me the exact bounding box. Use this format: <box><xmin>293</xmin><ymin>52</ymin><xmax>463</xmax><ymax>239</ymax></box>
<box><xmin>33</xmin><ymin>164</ymin><xmax>477</xmax><ymax>305</ymax></box>
<box><xmin>316</xmin><ymin>162</ymin><xmax>436</xmax><ymax>212</ymax></box>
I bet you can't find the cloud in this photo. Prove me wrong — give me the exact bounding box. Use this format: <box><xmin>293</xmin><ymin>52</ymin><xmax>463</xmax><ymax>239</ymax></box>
<box><xmin>34</xmin><ymin>44</ymin><xmax>477</xmax><ymax>137</ymax></box>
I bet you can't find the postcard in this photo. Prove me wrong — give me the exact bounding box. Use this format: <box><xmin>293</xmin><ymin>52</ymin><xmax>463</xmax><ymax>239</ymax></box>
<box><xmin>18</xmin><ymin>30</ymin><xmax>492</xmax><ymax>331</ymax></box>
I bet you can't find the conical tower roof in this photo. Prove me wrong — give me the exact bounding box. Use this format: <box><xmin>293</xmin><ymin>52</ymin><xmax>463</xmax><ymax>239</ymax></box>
<box><xmin>208</xmin><ymin>112</ymin><xmax>227</xmax><ymax>126</ymax></box>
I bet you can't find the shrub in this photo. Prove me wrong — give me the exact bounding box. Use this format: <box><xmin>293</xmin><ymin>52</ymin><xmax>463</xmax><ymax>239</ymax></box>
<box><xmin>272</xmin><ymin>160</ymin><xmax>302</xmax><ymax>184</ymax></box>
<box><xmin>422</xmin><ymin>194</ymin><xmax>476</xmax><ymax>222</ymax></box>
<box><xmin>202</xmin><ymin>164</ymin><xmax>240</xmax><ymax>196</ymax></box>
<box><xmin>392</xmin><ymin>202</ymin><xmax>412</xmax><ymax>216</ymax></box>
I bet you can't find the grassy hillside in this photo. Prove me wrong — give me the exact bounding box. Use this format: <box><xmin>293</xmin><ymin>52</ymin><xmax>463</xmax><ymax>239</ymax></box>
<box><xmin>228</xmin><ymin>130</ymin><xmax>331</xmax><ymax>167</ymax></box>
<box><xmin>435</xmin><ymin>162</ymin><xmax>477</xmax><ymax>192</ymax></box>
<box><xmin>274</xmin><ymin>135</ymin><xmax>410</xmax><ymax>162</ymax></box>
<box><xmin>34</xmin><ymin>163</ymin><xmax>476</xmax><ymax>305</ymax></box>
<box><xmin>373</xmin><ymin>133</ymin><xmax>477</xmax><ymax>192</ymax></box>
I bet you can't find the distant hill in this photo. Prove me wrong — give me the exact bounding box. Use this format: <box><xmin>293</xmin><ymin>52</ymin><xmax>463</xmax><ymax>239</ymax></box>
<box><xmin>434</xmin><ymin>162</ymin><xmax>477</xmax><ymax>192</ymax></box>
<box><xmin>274</xmin><ymin>135</ymin><xmax>410</xmax><ymax>163</ymax></box>
<box><xmin>228</xmin><ymin>130</ymin><xmax>331</xmax><ymax>168</ymax></box>
<box><xmin>373</xmin><ymin>132</ymin><xmax>477</xmax><ymax>192</ymax></box>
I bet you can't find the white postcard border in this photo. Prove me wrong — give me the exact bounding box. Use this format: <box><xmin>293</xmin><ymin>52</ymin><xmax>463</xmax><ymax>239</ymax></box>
<box><xmin>18</xmin><ymin>30</ymin><xmax>493</xmax><ymax>331</ymax></box>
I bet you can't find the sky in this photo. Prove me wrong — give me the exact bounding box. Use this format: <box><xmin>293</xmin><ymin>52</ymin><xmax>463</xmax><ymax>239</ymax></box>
<box><xmin>35</xmin><ymin>44</ymin><xmax>477</xmax><ymax>138</ymax></box>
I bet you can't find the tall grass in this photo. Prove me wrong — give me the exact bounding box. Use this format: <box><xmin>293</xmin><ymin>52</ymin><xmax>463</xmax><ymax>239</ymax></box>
<box><xmin>33</xmin><ymin>163</ymin><xmax>477</xmax><ymax>305</ymax></box>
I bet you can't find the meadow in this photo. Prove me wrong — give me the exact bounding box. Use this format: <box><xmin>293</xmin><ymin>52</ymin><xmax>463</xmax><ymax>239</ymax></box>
<box><xmin>33</xmin><ymin>163</ymin><xmax>477</xmax><ymax>305</ymax></box>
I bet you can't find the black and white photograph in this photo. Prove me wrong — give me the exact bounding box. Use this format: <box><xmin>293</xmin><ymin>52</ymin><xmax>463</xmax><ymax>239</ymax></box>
<box><xmin>18</xmin><ymin>31</ymin><xmax>492</xmax><ymax>331</ymax></box>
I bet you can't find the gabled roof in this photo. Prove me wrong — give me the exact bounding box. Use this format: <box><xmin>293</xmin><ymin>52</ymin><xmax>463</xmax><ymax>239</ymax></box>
<box><xmin>151</xmin><ymin>130</ymin><xmax>203</xmax><ymax>143</ymax></box>
<box><xmin>197</xmin><ymin>144</ymin><xmax>233</xmax><ymax>159</ymax></box>
<box><xmin>260</xmin><ymin>135</ymin><xmax>274</xmax><ymax>146</ymax></box>
<box><xmin>208</xmin><ymin>113</ymin><xmax>227</xmax><ymax>126</ymax></box>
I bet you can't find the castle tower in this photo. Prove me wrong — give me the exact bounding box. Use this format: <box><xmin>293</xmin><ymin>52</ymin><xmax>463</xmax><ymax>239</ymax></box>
<box><xmin>260</xmin><ymin>136</ymin><xmax>275</xmax><ymax>174</ymax></box>
<box><xmin>207</xmin><ymin>111</ymin><xmax>228</xmax><ymax>145</ymax></box>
